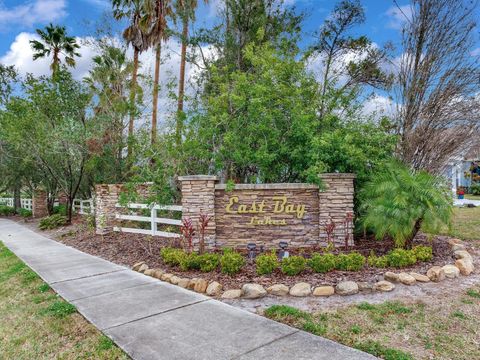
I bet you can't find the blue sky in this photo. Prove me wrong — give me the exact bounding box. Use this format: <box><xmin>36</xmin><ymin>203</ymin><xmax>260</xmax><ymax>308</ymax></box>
<box><xmin>0</xmin><ymin>0</ymin><xmax>478</xmax><ymax>118</ymax></box>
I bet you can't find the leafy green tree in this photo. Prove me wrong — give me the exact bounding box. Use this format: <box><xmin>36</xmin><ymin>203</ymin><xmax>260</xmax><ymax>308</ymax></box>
<box><xmin>359</xmin><ymin>160</ymin><xmax>453</xmax><ymax>248</ymax></box>
<box><xmin>29</xmin><ymin>24</ymin><xmax>81</xmax><ymax>76</ymax></box>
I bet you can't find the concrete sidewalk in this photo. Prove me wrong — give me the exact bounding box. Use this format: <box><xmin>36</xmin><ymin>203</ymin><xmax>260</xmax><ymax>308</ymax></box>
<box><xmin>0</xmin><ymin>219</ymin><xmax>376</xmax><ymax>360</ymax></box>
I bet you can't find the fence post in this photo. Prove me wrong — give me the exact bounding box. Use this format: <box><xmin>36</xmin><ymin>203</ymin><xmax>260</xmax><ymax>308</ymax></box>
<box><xmin>151</xmin><ymin>205</ymin><xmax>157</xmax><ymax>236</ymax></box>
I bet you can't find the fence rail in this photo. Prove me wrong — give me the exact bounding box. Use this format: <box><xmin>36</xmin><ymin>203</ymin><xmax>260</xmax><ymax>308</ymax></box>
<box><xmin>73</xmin><ymin>199</ymin><xmax>93</xmax><ymax>215</ymax></box>
<box><xmin>0</xmin><ymin>197</ymin><xmax>32</xmax><ymax>210</ymax></box>
<box><xmin>113</xmin><ymin>203</ymin><xmax>182</xmax><ymax>238</ymax></box>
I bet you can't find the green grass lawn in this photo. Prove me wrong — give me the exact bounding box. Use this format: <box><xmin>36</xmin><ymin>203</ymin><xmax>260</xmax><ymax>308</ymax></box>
<box><xmin>266</xmin><ymin>287</ymin><xmax>480</xmax><ymax>360</ymax></box>
<box><xmin>440</xmin><ymin>206</ymin><xmax>480</xmax><ymax>241</ymax></box>
<box><xmin>464</xmin><ymin>194</ymin><xmax>480</xmax><ymax>200</ymax></box>
<box><xmin>0</xmin><ymin>242</ymin><xmax>128</xmax><ymax>359</ymax></box>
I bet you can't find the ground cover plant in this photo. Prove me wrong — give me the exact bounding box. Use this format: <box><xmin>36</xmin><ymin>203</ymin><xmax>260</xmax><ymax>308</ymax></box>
<box><xmin>0</xmin><ymin>242</ymin><xmax>127</xmax><ymax>359</ymax></box>
<box><xmin>39</xmin><ymin>214</ymin><xmax>68</xmax><ymax>230</ymax></box>
<box><xmin>265</xmin><ymin>286</ymin><xmax>480</xmax><ymax>360</ymax></box>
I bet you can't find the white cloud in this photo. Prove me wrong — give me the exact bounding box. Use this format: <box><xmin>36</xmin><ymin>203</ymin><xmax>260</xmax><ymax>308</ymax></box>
<box><xmin>0</xmin><ymin>32</ymin><xmax>98</xmax><ymax>80</ymax></box>
<box><xmin>0</xmin><ymin>0</ymin><xmax>67</xmax><ymax>30</ymax></box>
<box><xmin>471</xmin><ymin>48</ymin><xmax>480</xmax><ymax>57</ymax></box>
<box><xmin>362</xmin><ymin>94</ymin><xmax>396</xmax><ymax>119</ymax></box>
<box><xmin>81</xmin><ymin>0</ymin><xmax>110</xmax><ymax>9</ymax></box>
<box><xmin>385</xmin><ymin>4</ymin><xmax>413</xmax><ymax>30</ymax></box>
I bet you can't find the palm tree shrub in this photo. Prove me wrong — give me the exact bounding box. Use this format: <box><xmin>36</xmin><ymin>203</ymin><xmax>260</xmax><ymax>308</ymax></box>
<box><xmin>29</xmin><ymin>24</ymin><xmax>81</xmax><ymax>76</ymax></box>
<box><xmin>360</xmin><ymin>160</ymin><xmax>452</xmax><ymax>248</ymax></box>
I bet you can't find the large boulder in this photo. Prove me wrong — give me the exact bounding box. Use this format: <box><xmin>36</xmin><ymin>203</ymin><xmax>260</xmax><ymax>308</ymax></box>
<box><xmin>357</xmin><ymin>282</ymin><xmax>374</xmax><ymax>293</ymax></box>
<box><xmin>374</xmin><ymin>281</ymin><xmax>395</xmax><ymax>292</ymax></box>
<box><xmin>427</xmin><ymin>266</ymin><xmax>446</xmax><ymax>282</ymax></box>
<box><xmin>177</xmin><ymin>278</ymin><xmax>191</xmax><ymax>288</ymax></box>
<box><xmin>289</xmin><ymin>282</ymin><xmax>312</xmax><ymax>297</ymax></box>
<box><xmin>398</xmin><ymin>272</ymin><xmax>416</xmax><ymax>285</ymax></box>
<box><xmin>410</xmin><ymin>272</ymin><xmax>430</xmax><ymax>283</ymax></box>
<box><xmin>313</xmin><ymin>286</ymin><xmax>335</xmax><ymax>296</ymax></box>
<box><xmin>221</xmin><ymin>289</ymin><xmax>243</xmax><ymax>299</ymax></box>
<box><xmin>335</xmin><ymin>281</ymin><xmax>359</xmax><ymax>296</ymax></box>
<box><xmin>194</xmin><ymin>278</ymin><xmax>209</xmax><ymax>293</ymax></box>
<box><xmin>242</xmin><ymin>283</ymin><xmax>267</xmax><ymax>299</ymax></box>
<box><xmin>455</xmin><ymin>259</ymin><xmax>475</xmax><ymax>276</ymax></box>
<box><xmin>206</xmin><ymin>281</ymin><xmax>223</xmax><ymax>296</ymax></box>
<box><xmin>454</xmin><ymin>250</ymin><xmax>473</xmax><ymax>261</ymax></box>
<box><xmin>267</xmin><ymin>284</ymin><xmax>289</xmax><ymax>296</ymax></box>
<box><xmin>442</xmin><ymin>265</ymin><xmax>460</xmax><ymax>279</ymax></box>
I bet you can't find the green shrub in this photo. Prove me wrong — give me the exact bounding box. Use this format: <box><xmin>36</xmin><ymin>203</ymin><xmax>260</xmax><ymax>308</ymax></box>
<box><xmin>256</xmin><ymin>251</ymin><xmax>279</xmax><ymax>275</ymax></box>
<box><xmin>38</xmin><ymin>214</ymin><xmax>67</xmax><ymax>230</ymax></box>
<box><xmin>387</xmin><ymin>249</ymin><xmax>417</xmax><ymax>268</ymax></box>
<box><xmin>160</xmin><ymin>247</ymin><xmax>186</xmax><ymax>266</ymax></box>
<box><xmin>0</xmin><ymin>205</ymin><xmax>15</xmax><ymax>216</ymax></box>
<box><xmin>220</xmin><ymin>249</ymin><xmax>245</xmax><ymax>275</ymax></box>
<box><xmin>411</xmin><ymin>245</ymin><xmax>433</xmax><ymax>262</ymax></box>
<box><xmin>470</xmin><ymin>183</ymin><xmax>480</xmax><ymax>195</ymax></box>
<box><xmin>18</xmin><ymin>208</ymin><xmax>32</xmax><ymax>218</ymax></box>
<box><xmin>307</xmin><ymin>253</ymin><xmax>336</xmax><ymax>273</ymax></box>
<box><xmin>367</xmin><ymin>252</ymin><xmax>389</xmax><ymax>268</ymax></box>
<box><xmin>335</xmin><ymin>252</ymin><xmax>366</xmax><ymax>271</ymax></box>
<box><xmin>197</xmin><ymin>253</ymin><xmax>220</xmax><ymax>272</ymax></box>
<box><xmin>280</xmin><ymin>255</ymin><xmax>306</xmax><ymax>276</ymax></box>
<box><xmin>179</xmin><ymin>252</ymin><xmax>201</xmax><ymax>271</ymax></box>
<box><xmin>52</xmin><ymin>204</ymin><xmax>67</xmax><ymax>216</ymax></box>
<box><xmin>360</xmin><ymin>160</ymin><xmax>452</xmax><ymax>248</ymax></box>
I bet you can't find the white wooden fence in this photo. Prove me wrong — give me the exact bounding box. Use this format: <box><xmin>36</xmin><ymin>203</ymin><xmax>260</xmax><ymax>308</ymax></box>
<box><xmin>73</xmin><ymin>199</ymin><xmax>93</xmax><ymax>215</ymax></box>
<box><xmin>114</xmin><ymin>203</ymin><xmax>182</xmax><ymax>238</ymax></box>
<box><xmin>0</xmin><ymin>198</ymin><xmax>32</xmax><ymax>210</ymax></box>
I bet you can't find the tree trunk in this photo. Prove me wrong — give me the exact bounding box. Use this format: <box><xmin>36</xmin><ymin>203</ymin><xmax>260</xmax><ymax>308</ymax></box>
<box><xmin>128</xmin><ymin>48</ymin><xmax>139</xmax><ymax>158</ymax></box>
<box><xmin>67</xmin><ymin>196</ymin><xmax>73</xmax><ymax>224</ymax></box>
<box><xmin>406</xmin><ymin>218</ymin><xmax>423</xmax><ymax>249</ymax></box>
<box><xmin>13</xmin><ymin>182</ymin><xmax>21</xmax><ymax>212</ymax></box>
<box><xmin>151</xmin><ymin>44</ymin><xmax>161</xmax><ymax>146</ymax></box>
<box><xmin>176</xmin><ymin>16</ymin><xmax>189</xmax><ymax>146</ymax></box>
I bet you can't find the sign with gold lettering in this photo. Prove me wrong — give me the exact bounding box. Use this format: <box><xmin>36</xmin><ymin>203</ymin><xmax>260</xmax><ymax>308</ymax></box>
<box><xmin>225</xmin><ymin>195</ymin><xmax>306</xmax><ymax>225</ymax></box>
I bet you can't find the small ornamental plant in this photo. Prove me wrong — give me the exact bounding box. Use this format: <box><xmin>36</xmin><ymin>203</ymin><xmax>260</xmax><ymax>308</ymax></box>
<box><xmin>280</xmin><ymin>256</ymin><xmax>306</xmax><ymax>276</ymax></box>
<box><xmin>335</xmin><ymin>252</ymin><xmax>366</xmax><ymax>271</ymax></box>
<box><xmin>179</xmin><ymin>252</ymin><xmax>201</xmax><ymax>271</ymax></box>
<box><xmin>411</xmin><ymin>245</ymin><xmax>433</xmax><ymax>262</ymax></box>
<box><xmin>367</xmin><ymin>251</ymin><xmax>389</xmax><ymax>268</ymax></box>
<box><xmin>308</xmin><ymin>253</ymin><xmax>336</xmax><ymax>273</ymax></box>
<box><xmin>39</xmin><ymin>214</ymin><xmax>67</xmax><ymax>230</ymax></box>
<box><xmin>220</xmin><ymin>248</ymin><xmax>245</xmax><ymax>275</ymax></box>
<box><xmin>160</xmin><ymin>247</ymin><xmax>186</xmax><ymax>266</ymax></box>
<box><xmin>197</xmin><ymin>253</ymin><xmax>220</xmax><ymax>272</ymax></box>
<box><xmin>387</xmin><ymin>249</ymin><xmax>417</xmax><ymax>268</ymax></box>
<box><xmin>256</xmin><ymin>251</ymin><xmax>279</xmax><ymax>275</ymax></box>
<box><xmin>180</xmin><ymin>218</ymin><xmax>195</xmax><ymax>253</ymax></box>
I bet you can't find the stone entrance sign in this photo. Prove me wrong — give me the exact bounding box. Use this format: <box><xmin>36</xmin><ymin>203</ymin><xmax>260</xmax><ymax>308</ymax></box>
<box><xmin>179</xmin><ymin>174</ymin><xmax>355</xmax><ymax>250</ymax></box>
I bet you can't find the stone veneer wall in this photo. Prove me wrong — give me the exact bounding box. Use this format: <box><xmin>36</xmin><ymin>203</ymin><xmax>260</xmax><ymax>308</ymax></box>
<box><xmin>32</xmin><ymin>189</ymin><xmax>48</xmax><ymax>218</ymax></box>
<box><xmin>178</xmin><ymin>174</ymin><xmax>355</xmax><ymax>250</ymax></box>
<box><xmin>319</xmin><ymin>173</ymin><xmax>356</xmax><ymax>246</ymax></box>
<box><xmin>94</xmin><ymin>183</ymin><xmax>153</xmax><ymax>235</ymax></box>
<box><xmin>178</xmin><ymin>176</ymin><xmax>217</xmax><ymax>249</ymax></box>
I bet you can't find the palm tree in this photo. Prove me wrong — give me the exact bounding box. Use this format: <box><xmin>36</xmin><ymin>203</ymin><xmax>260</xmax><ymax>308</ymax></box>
<box><xmin>175</xmin><ymin>0</ymin><xmax>207</xmax><ymax>147</ymax></box>
<box><xmin>113</xmin><ymin>0</ymin><xmax>149</xmax><ymax>158</ymax></box>
<box><xmin>29</xmin><ymin>24</ymin><xmax>81</xmax><ymax>76</ymax></box>
<box><xmin>144</xmin><ymin>0</ymin><xmax>173</xmax><ymax>146</ymax></box>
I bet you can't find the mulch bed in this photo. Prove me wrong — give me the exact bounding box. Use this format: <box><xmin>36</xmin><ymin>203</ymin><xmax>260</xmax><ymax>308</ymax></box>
<box><xmin>52</xmin><ymin>217</ymin><xmax>456</xmax><ymax>290</ymax></box>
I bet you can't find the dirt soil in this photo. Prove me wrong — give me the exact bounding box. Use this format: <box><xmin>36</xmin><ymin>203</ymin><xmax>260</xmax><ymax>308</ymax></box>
<box><xmin>10</xmin><ymin>215</ymin><xmax>466</xmax><ymax>292</ymax></box>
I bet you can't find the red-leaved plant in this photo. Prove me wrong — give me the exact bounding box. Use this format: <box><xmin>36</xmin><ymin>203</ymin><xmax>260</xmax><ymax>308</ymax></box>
<box><xmin>198</xmin><ymin>213</ymin><xmax>212</xmax><ymax>254</ymax></box>
<box><xmin>324</xmin><ymin>219</ymin><xmax>336</xmax><ymax>249</ymax></box>
<box><xmin>343</xmin><ymin>212</ymin><xmax>353</xmax><ymax>251</ymax></box>
<box><xmin>180</xmin><ymin>217</ymin><xmax>195</xmax><ymax>253</ymax></box>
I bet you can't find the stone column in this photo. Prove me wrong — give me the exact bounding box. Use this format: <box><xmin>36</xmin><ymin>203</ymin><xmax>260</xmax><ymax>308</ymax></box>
<box><xmin>94</xmin><ymin>184</ymin><xmax>122</xmax><ymax>235</ymax></box>
<box><xmin>178</xmin><ymin>175</ymin><xmax>218</xmax><ymax>250</ymax></box>
<box><xmin>32</xmin><ymin>189</ymin><xmax>48</xmax><ymax>218</ymax></box>
<box><xmin>57</xmin><ymin>191</ymin><xmax>69</xmax><ymax>206</ymax></box>
<box><xmin>319</xmin><ymin>173</ymin><xmax>356</xmax><ymax>247</ymax></box>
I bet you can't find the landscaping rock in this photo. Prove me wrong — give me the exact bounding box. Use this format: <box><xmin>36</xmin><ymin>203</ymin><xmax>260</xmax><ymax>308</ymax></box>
<box><xmin>152</xmin><ymin>269</ymin><xmax>164</xmax><ymax>279</ymax></box>
<box><xmin>161</xmin><ymin>273</ymin><xmax>173</xmax><ymax>282</ymax></box>
<box><xmin>448</xmin><ymin>238</ymin><xmax>463</xmax><ymax>246</ymax></box>
<box><xmin>384</xmin><ymin>271</ymin><xmax>399</xmax><ymax>282</ymax></box>
<box><xmin>242</xmin><ymin>283</ymin><xmax>267</xmax><ymax>299</ymax></box>
<box><xmin>206</xmin><ymin>281</ymin><xmax>223</xmax><ymax>296</ymax></box>
<box><xmin>374</xmin><ymin>281</ymin><xmax>395</xmax><ymax>292</ymax></box>
<box><xmin>143</xmin><ymin>269</ymin><xmax>155</xmax><ymax>276</ymax></box>
<box><xmin>357</xmin><ymin>282</ymin><xmax>374</xmax><ymax>293</ymax></box>
<box><xmin>427</xmin><ymin>266</ymin><xmax>446</xmax><ymax>282</ymax></box>
<box><xmin>442</xmin><ymin>265</ymin><xmax>460</xmax><ymax>278</ymax></box>
<box><xmin>335</xmin><ymin>281</ymin><xmax>359</xmax><ymax>295</ymax></box>
<box><xmin>221</xmin><ymin>289</ymin><xmax>243</xmax><ymax>299</ymax></box>
<box><xmin>313</xmin><ymin>286</ymin><xmax>335</xmax><ymax>296</ymax></box>
<box><xmin>398</xmin><ymin>272</ymin><xmax>416</xmax><ymax>285</ymax></box>
<box><xmin>454</xmin><ymin>250</ymin><xmax>473</xmax><ymax>261</ymax></box>
<box><xmin>410</xmin><ymin>272</ymin><xmax>430</xmax><ymax>283</ymax></box>
<box><xmin>194</xmin><ymin>279</ymin><xmax>209</xmax><ymax>293</ymax></box>
<box><xmin>137</xmin><ymin>264</ymin><xmax>149</xmax><ymax>273</ymax></box>
<box><xmin>177</xmin><ymin>278</ymin><xmax>190</xmax><ymax>288</ymax></box>
<box><xmin>132</xmin><ymin>261</ymin><xmax>145</xmax><ymax>271</ymax></box>
<box><xmin>267</xmin><ymin>284</ymin><xmax>289</xmax><ymax>296</ymax></box>
<box><xmin>452</xmin><ymin>243</ymin><xmax>466</xmax><ymax>252</ymax></box>
<box><xmin>289</xmin><ymin>282</ymin><xmax>312</xmax><ymax>297</ymax></box>
<box><xmin>187</xmin><ymin>278</ymin><xmax>198</xmax><ymax>290</ymax></box>
<box><xmin>455</xmin><ymin>258</ymin><xmax>475</xmax><ymax>276</ymax></box>
<box><xmin>169</xmin><ymin>275</ymin><xmax>181</xmax><ymax>285</ymax></box>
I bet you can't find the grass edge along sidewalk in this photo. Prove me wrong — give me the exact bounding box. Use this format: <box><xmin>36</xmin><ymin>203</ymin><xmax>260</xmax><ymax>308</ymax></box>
<box><xmin>0</xmin><ymin>241</ymin><xmax>129</xmax><ymax>360</ymax></box>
